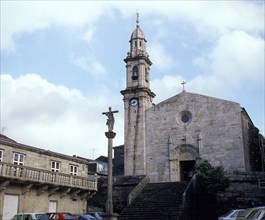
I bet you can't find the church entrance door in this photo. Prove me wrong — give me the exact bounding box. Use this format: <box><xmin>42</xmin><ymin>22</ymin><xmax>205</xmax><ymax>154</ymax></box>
<box><xmin>180</xmin><ymin>160</ymin><xmax>195</xmax><ymax>181</ymax></box>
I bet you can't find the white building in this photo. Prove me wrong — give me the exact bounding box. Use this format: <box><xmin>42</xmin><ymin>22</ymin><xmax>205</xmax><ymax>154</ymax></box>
<box><xmin>0</xmin><ymin>134</ymin><xmax>97</xmax><ymax>219</ymax></box>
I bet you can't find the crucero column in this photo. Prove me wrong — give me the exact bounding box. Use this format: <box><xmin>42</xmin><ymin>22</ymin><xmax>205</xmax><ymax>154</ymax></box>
<box><xmin>102</xmin><ymin>107</ymin><xmax>118</xmax><ymax>215</ymax></box>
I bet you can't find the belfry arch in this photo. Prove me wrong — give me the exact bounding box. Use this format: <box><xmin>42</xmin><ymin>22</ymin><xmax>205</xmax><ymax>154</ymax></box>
<box><xmin>169</xmin><ymin>144</ymin><xmax>199</xmax><ymax>181</ymax></box>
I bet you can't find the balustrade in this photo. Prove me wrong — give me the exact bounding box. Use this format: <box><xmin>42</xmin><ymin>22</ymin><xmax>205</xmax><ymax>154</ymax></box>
<box><xmin>0</xmin><ymin>162</ymin><xmax>97</xmax><ymax>190</ymax></box>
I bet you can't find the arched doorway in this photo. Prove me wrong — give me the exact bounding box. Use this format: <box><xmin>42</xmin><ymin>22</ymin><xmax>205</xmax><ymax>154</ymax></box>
<box><xmin>170</xmin><ymin>144</ymin><xmax>198</xmax><ymax>181</ymax></box>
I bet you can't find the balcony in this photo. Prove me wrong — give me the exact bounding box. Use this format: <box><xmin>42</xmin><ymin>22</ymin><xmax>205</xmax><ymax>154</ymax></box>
<box><xmin>0</xmin><ymin>162</ymin><xmax>97</xmax><ymax>192</ymax></box>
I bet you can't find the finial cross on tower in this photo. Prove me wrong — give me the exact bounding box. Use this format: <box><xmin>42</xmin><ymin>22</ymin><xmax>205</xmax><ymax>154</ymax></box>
<box><xmin>102</xmin><ymin>107</ymin><xmax>119</xmax><ymax>132</ymax></box>
<box><xmin>136</xmin><ymin>11</ymin><xmax>139</xmax><ymax>27</ymax></box>
<box><xmin>181</xmin><ymin>81</ymin><xmax>186</xmax><ymax>92</ymax></box>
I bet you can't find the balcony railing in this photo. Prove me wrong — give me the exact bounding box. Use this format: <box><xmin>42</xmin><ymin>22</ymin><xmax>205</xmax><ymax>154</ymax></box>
<box><xmin>0</xmin><ymin>162</ymin><xmax>97</xmax><ymax>191</ymax></box>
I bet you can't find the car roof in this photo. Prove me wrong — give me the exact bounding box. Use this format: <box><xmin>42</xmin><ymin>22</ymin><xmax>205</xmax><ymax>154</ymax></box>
<box><xmin>15</xmin><ymin>213</ymin><xmax>47</xmax><ymax>215</ymax></box>
<box><xmin>238</xmin><ymin>207</ymin><xmax>265</xmax><ymax>217</ymax></box>
<box><xmin>47</xmin><ymin>212</ymin><xmax>73</xmax><ymax>214</ymax></box>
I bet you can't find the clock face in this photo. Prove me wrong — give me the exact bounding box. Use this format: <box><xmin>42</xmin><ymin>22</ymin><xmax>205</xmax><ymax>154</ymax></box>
<box><xmin>130</xmin><ymin>98</ymin><xmax>138</xmax><ymax>107</ymax></box>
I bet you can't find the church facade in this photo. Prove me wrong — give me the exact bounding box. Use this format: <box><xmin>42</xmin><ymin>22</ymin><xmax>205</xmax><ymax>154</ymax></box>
<box><xmin>120</xmin><ymin>21</ymin><xmax>263</xmax><ymax>183</ymax></box>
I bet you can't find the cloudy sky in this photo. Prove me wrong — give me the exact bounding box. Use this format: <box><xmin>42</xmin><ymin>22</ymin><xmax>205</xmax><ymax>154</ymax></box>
<box><xmin>1</xmin><ymin>1</ymin><xmax>264</xmax><ymax>159</ymax></box>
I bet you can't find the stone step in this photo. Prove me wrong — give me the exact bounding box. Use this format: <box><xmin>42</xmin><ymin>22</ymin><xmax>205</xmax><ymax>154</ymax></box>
<box><xmin>118</xmin><ymin>182</ymin><xmax>188</xmax><ymax>220</ymax></box>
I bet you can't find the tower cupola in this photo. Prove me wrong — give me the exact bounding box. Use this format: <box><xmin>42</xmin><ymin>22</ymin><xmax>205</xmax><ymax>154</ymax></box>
<box><xmin>127</xmin><ymin>14</ymin><xmax>149</xmax><ymax>59</ymax></box>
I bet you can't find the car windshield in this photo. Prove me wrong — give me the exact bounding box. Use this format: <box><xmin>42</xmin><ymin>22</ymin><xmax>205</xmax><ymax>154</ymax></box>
<box><xmin>238</xmin><ymin>209</ymin><xmax>253</xmax><ymax>217</ymax></box>
<box><xmin>221</xmin><ymin>210</ymin><xmax>234</xmax><ymax>217</ymax></box>
<box><xmin>248</xmin><ymin>210</ymin><xmax>265</xmax><ymax>220</ymax></box>
<box><xmin>231</xmin><ymin>210</ymin><xmax>244</xmax><ymax>217</ymax></box>
<box><xmin>86</xmin><ymin>212</ymin><xmax>103</xmax><ymax>219</ymax></box>
<box><xmin>36</xmin><ymin>214</ymin><xmax>49</xmax><ymax>220</ymax></box>
<box><xmin>80</xmin><ymin>215</ymin><xmax>96</xmax><ymax>219</ymax></box>
<box><xmin>12</xmin><ymin>215</ymin><xmax>22</xmax><ymax>220</ymax></box>
<box><xmin>246</xmin><ymin>210</ymin><xmax>260</xmax><ymax>219</ymax></box>
<box><xmin>63</xmin><ymin>214</ymin><xmax>76</xmax><ymax>219</ymax></box>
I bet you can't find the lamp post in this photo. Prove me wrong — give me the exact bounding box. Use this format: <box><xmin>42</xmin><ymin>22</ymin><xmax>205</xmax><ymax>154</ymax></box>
<box><xmin>102</xmin><ymin>107</ymin><xmax>119</xmax><ymax>220</ymax></box>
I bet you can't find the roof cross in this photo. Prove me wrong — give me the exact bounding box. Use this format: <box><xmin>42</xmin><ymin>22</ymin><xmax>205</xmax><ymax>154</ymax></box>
<box><xmin>181</xmin><ymin>81</ymin><xmax>186</xmax><ymax>92</ymax></box>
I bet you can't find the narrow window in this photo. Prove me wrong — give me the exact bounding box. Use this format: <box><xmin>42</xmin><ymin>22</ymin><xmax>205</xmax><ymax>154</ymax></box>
<box><xmin>132</xmin><ymin>66</ymin><xmax>138</xmax><ymax>80</ymax></box>
<box><xmin>135</xmin><ymin>41</ymin><xmax>137</xmax><ymax>47</ymax></box>
<box><xmin>51</xmin><ymin>161</ymin><xmax>60</xmax><ymax>172</ymax></box>
<box><xmin>0</xmin><ymin>149</ymin><xmax>3</xmax><ymax>162</ymax></box>
<box><xmin>13</xmin><ymin>153</ymin><xmax>24</xmax><ymax>165</ymax></box>
<box><xmin>140</xmin><ymin>41</ymin><xmax>142</xmax><ymax>47</ymax></box>
<box><xmin>70</xmin><ymin>165</ymin><xmax>78</xmax><ymax>176</ymax></box>
<box><xmin>145</xmin><ymin>68</ymin><xmax>149</xmax><ymax>82</ymax></box>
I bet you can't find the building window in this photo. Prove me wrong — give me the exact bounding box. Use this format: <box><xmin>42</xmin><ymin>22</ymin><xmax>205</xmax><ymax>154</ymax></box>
<box><xmin>181</xmin><ymin>114</ymin><xmax>190</xmax><ymax>123</ymax></box>
<box><xmin>0</xmin><ymin>149</ymin><xmax>3</xmax><ymax>162</ymax></box>
<box><xmin>132</xmin><ymin>66</ymin><xmax>138</xmax><ymax>80</ymax></box>
<box><xmin>70</xmin><ymin>165</ymin><xmax>78</xmax><ymax>176</ymax></box>
<box><xmin>51</xmin><ymin>161</ymin><xmax>60</xmax><ymax>172</ymax></box>
<box><xmin>145</xmin><ymin>68</ymin><xmax>149</xmax><ymax>82</ymax></box>
<box><xmin>13</xmin><ymin>153</ymin><xmax>25</xmax><ymax>165</ymax></box>
<box><xmin>177</xmin><ymin>110</ymin><xmax>192</xmax><ymax>125</ymax></box>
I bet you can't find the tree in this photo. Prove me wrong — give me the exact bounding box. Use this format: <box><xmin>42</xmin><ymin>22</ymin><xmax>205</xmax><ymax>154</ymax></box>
<box><xmin>195</xmin><ymin>160</ymin><xmax>229</xmax><ymax>195</ymax></box>
<box><xmin>194</xmin><ymin>160</ymin><xmax>230</xmax><ymax>220</ymax></box>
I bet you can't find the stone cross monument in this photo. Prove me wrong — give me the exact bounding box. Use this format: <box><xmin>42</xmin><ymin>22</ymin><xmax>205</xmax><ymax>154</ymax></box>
<box><xmin>102</xmin><ymin>107</ymin><xmax>119</xmax><ymax>220</ymax></box>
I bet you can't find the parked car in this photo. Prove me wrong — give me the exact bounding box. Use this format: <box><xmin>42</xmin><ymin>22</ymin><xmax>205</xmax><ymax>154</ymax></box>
<box><xmin>12</xmin><ymin>213</ymin><xmax>49</xmax><ymax>220</ymax></box>
<box><xmin>219</xmin><ymin>209</ymin><xmax>245</xmax><ymax>220</ymax></box>
<box><xmin>237</xmin><ymin>207</ymin><xmax>265</xmax><ymax>220</ymax></box>
<box><xmin>85</xmin><ymin>212</ymin><xmax>104</xmax><ymax>220</ymax></box>
<box><xmin>46</xmin><ymin>212</ymin><xmax>77</xmax><ymax>220</ymax></box>
<box><xmin>75</xmin><ymin>214</ymin><xmax>96</xmax><ymax>220</ymax></box>
<box><xmin>245</xmin><ymin>208</ymin><xmax>265</xmax><ymax>220</ymax></box>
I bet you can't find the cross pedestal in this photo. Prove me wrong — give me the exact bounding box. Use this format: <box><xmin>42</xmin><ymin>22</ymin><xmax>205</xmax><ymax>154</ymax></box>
<box><xmin>105</xmin><ymin>131</ymin><xmax>115</xmax><ymax>214</ymax></box>
<box><xmin>104</xmin><ymin>131</ymin><xmax>119</xmax><ymax>220</ymax></box>
<box><xmin>102</xmin><ymin>213</ymin><xmax>119</xmax><ymax>220</ymax></box>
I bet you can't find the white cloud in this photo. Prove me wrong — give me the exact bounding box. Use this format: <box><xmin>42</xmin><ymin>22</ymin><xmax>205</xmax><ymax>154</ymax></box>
<box><xmin>152</xmin><ymin>1</ymin><xmax>263</xmax><ymax>36</ymax></box>
<box><xmin>82</xmin><ymin>26</ymin><xmax>97</xmax><ymax>43</ymax></box>
<box><xmin>71</xmin><ymin>55</ymin><xmax>106</xmax><ymax>76</ymax></box>
<box><xmin>152</xmin><ymin>30</ymin><xmax>264</xmax><ymax>101</ymax></box>
<box><xmin>152</xmin><ymin>75</ymin><xmax>185</xmax><ymax>103</ymax></box>
<box><xmin>1</xmin><ymin>1</ymin><xmax>263</xmax><ymax>53</ymax></box>
<box><xmin>210</xmin><ymin>31</ymin><xmax>264</xmax><ymax>87</ymax></box>
<box><xmin>149</xmin><ymin>43</ymin><xmax>175</xmax><ymax>70</ymax></box>
<box><xmin>1</xmin><ymin>1</ymin><xmax>107</xmax><ymax>53</ymax></box>
<box><xmin>0</xmin><ymin>74</ymin><xmax>124</xmax><ymax>159</ymax></box>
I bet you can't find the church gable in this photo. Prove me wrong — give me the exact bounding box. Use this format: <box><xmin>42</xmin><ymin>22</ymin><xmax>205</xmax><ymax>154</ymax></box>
<box><xmin>153</xmin><ymin>91</ymin><xmax>240</xmax><ymax>109</ymax></box>
<box><xmin>145</xmin><ymin>91</ymin><xmax>246</xmax><ymax>182</ymax></box>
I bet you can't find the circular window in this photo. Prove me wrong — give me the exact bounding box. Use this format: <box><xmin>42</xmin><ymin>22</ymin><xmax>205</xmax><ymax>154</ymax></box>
<box><xmin>181</xmin><ymin>114</ymin><xmax>190</xmax><ymax>123</ymax></box>
<box><xmin>177</xmin><ymin>110</ymin><xmax>192</xmax><ymax>125</ymax></box>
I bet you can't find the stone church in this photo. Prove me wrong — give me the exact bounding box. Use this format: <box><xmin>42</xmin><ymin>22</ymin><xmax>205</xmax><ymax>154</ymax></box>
<box><xmin>119</xmin><ymin>20</ymin><xmax>264</xmax><ymax>183</ymax></box>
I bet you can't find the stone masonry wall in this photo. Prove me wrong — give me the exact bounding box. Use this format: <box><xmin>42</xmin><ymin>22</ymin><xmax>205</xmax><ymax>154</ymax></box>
<box><xmin>146</xmin><ymin>92</ymin><xmax>246</xmax><ymax>183</ymax></box>
<box><xmin>218</xmin><ymin>171</ymin><xmax>265</xmax><ymax>214</ymax></box>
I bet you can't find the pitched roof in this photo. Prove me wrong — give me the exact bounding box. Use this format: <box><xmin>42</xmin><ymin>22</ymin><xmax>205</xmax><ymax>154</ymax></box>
<box><xmin>0</xmin><ymin>133</ymin><xmax>17</xmax><ymax>143</ymax></box>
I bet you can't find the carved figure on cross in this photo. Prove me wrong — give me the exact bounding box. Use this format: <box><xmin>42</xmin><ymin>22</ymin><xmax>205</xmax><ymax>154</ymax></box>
<box><xmin>102</xmin><ymin>107</ymin><xmax>119</xmax><ymax>132</ymax></box>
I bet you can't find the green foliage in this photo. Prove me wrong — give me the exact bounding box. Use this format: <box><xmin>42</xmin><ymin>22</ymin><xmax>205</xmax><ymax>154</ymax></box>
<box><xmin>195</xmin><ymin>160</ymin><xmax>229</xmax><ymax>195</ymax></box>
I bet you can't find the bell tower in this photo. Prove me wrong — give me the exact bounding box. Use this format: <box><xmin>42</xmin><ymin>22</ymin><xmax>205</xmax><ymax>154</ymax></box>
<box><xmin>121</xmin><ymin>15</ymin><xmax>156</xmax><ymax>176</ymax></box>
